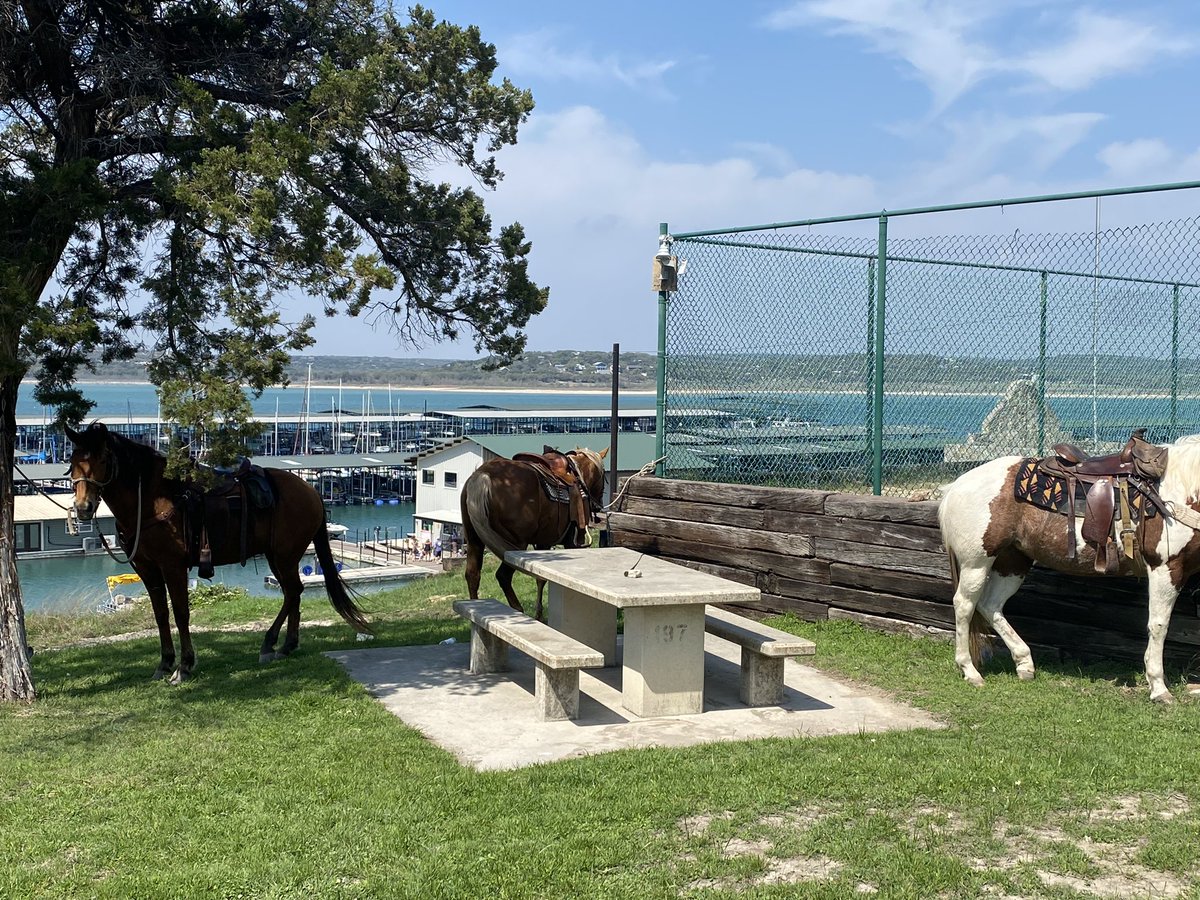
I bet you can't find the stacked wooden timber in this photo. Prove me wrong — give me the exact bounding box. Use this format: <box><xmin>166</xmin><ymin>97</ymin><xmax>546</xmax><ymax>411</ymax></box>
<box><xmin>608</xmin><ymin>476</ymin><xmax>1200</xmax><ymax>666</ymax></box>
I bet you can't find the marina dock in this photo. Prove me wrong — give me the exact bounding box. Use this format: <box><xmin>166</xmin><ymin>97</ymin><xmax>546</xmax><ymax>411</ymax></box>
<box><xmin>264</xmin><ymin>563</ymin><xmax>432</xmax><ymax>590</ymax></box>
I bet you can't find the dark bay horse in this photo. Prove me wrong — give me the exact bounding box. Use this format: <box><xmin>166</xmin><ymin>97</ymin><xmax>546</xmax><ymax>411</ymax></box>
<box><xmin>66</xmin><ymin>423</ymin><xmax>370</xmax><ymax>683</ymax></box>
<box><xmin>460</xmin><ymin>447</ymin><xmax>608</xmax><ymax>619</ymax></box>
<box><xmin>938</xmin><ymin>435</ymin><xmax>1200</xmax><ymax>703</ymax></box>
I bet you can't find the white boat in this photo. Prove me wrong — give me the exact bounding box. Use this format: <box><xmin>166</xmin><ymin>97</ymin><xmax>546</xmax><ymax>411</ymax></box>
<box><xmin>326</xmin><ymin>522</ymin><xmax>349</xmax><ymax>538</ymax></box>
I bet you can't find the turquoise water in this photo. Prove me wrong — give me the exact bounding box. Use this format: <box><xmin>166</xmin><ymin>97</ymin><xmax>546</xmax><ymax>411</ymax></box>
<box><xmin>20</xmin><ymin>500</ymin><xmax>418</xmax><ymax>613</ymax></box>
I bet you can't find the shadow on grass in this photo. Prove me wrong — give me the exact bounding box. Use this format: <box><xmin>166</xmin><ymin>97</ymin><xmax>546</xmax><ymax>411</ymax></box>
<box><xmin>32</xmin><ymin>614</ymin><xmax>467</xmax><ymax>705</ymax></box>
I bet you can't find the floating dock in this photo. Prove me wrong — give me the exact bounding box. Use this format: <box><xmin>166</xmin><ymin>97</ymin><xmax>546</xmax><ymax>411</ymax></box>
<box><xmin>264</xmin><ymin>564</ymin><xmax>431</xmax><ymax>590</ymax></box>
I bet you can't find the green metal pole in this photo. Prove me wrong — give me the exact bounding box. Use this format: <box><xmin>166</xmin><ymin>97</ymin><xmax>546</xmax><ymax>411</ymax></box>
<box><xmin>871</xmin><ymin>215</ymin><xmax>887</xmax><ymax>495</ymax></box>
<box><xmin>866</xmin><ymin>257</ymin><xmax>875</xmax><ymax>476</ymax></box>
<box><xmin>1038</xmin><ymin>271</ymin><xmax>1048</xmax><ymax>454</ymax></box>
<box><xmin>655</xmin><ymin>222</ymin><xmax>669</xmax><ymax>476</ymax></box>
<box><xmin>1172</xmin><ymin>283</ymin><xmax>1180</xmax><ymax>438</ymax></box>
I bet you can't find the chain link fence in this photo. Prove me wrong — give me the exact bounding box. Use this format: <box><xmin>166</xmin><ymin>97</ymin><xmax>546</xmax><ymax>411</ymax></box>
<box><xmin>659</xmin><ymin>184</ymin><xmax>1200</xmax><ymax>495</ymax></box>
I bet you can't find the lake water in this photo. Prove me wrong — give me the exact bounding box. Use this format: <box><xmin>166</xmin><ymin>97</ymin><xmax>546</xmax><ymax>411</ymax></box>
<box><xmin>21</xmin><ymin>499</ymin><xmax>419</xmax><ymax>614</ymax></box>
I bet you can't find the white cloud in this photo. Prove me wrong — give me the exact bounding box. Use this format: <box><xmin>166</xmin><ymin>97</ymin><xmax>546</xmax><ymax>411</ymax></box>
<box><xmin>766</xmin><ymin>0</ymin><xmax>995</xmax><ymax>112</ymax></box>
<box><xmin>1013</xmin><ymin>10</ymin><xmax>1192</xmax><ymax>91</ymax></box>
<box><xmin>897</xmin><ymin>111</ymin><xmax>1105</xmax><ymax>203</ymax></box>
<box><xmin>1097</xmin><ymin>138</ymin><xmax>1175</xmax><ymax>179</ymax></box>
<box><xmin>765</xmin><ymin>1</ymin><xmax>1194</xmax><ymax>110</ymax></box>
<box><xmin>479</xmin><ymin>106</ymin><xmax>879</xmax><ymax>351</ymax></box>
<box><xmin>501</xmin><ymin>29</ymin><xmax>677</xmax><ymax>96</ymax></box>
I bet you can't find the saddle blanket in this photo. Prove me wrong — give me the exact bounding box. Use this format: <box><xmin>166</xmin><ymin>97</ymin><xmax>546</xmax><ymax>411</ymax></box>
<box><xmin>1013</xmin><ymin>458</ymin><xmax>1159</xmax><ymax>519</ymax></box>
<box><xmin>536</xmin><ymin>474</ymin><xmax>572</xmax><ymax>506</ymax></box>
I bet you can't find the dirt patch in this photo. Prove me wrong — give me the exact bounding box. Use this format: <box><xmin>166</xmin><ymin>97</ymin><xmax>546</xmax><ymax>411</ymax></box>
<box><xmin>675</xmin><ymin>793</ymin><xmax>1196</xmax><ymax>897</ymax></box>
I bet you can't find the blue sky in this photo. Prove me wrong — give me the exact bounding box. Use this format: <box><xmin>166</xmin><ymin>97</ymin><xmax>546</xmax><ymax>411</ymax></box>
<box><xmin>311</xmin><ymin>0</ymin><xmax>1200</xmax><ymax>358</ymax></box>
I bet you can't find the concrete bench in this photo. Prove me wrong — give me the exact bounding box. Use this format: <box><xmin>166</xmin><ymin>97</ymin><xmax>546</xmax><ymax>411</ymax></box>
<box><xmin>704</xmin><ymin>605</ymin><xmax>816</xmax><ymax>706</ymax></box>
<box><xmin>453</xmin><ymin>599</ymin><xmax>605</xmax><ymax>721</ymax></box>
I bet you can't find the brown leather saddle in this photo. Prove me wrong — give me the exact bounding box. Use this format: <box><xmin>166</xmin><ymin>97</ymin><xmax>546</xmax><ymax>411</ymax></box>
<box><xmin>1014</xmin><ymin>429</ymin><xmax>1169</xmax><ymax>574</ymax></box>
<box><xmin>185</xmin><ymin>460</ymin><xmax>276</xmax><ymax>578</ymax></box>
<box><xmin>512</xmin><ymin>446</ymin><xmax>596</xmax><ymax>548</ymax></box>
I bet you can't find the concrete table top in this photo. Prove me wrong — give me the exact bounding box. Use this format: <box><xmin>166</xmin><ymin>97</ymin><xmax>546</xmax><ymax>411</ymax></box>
<box><xmin>504</xmin><ymin>547</ymin><xmax>761</xmax><ymax>608</ymax></box>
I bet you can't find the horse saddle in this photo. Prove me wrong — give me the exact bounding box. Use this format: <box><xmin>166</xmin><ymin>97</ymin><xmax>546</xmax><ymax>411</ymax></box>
<box><xmin>512</xmin><ymin>447</ymin><xmax>592</xmax><ymax>548</ymax></box>
<box><xmin>1014</xmin><ymin>429</ymin><xmax>1168</xmax><ymax>574</ymax></box>
<box><xmin>188</xmin><ymin>460</ymin><xmax>277</xmax><ymax>578</ymax></box>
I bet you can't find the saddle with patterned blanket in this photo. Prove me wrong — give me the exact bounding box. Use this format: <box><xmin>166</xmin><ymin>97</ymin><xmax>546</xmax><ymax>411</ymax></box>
<box><xmin>1014</xmin><ymin>429</ymin><xmax>1169</xmax><ymax>574</ymax></box>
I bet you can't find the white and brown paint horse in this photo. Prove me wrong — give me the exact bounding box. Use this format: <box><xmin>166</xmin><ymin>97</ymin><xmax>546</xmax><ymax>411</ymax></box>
<box><xmin>939</xmin><ymin>436</ymin><xmax>1200</xmax><ymax>703</ymax></box>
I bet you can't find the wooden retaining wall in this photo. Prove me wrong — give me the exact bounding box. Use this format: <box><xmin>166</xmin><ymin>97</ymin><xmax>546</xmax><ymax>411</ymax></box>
<box><xmin>609</xmin><ymin>476</ymin><xmax>1200</xmax><ymax>666</ymax></box>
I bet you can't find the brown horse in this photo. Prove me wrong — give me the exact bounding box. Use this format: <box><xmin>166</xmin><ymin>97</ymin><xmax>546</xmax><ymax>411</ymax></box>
<box><xmin>66</xmin><ymin>422</ymin><xmax>370</xmax><ymax>683</ymax></box>
<box><xmin>460</xmin><ymin>447</ymin><xmax>608</xmax><ymax>619</ymax></box>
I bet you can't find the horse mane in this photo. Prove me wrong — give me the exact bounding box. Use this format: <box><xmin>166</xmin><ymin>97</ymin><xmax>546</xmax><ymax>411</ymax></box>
<box><xmin>1165</xmin><ymin>436</ymin><xmax>1200</xmax><ymax>500</ymax></box>
<box><xmin>572</xmin><ymin>447</ymin><xmax>605</xmax><ymax>473</ymax></box>
<box><xmin>104</xmin><ymin>428</ymin><xmax>168</xmax><ymax>485</ymax></box>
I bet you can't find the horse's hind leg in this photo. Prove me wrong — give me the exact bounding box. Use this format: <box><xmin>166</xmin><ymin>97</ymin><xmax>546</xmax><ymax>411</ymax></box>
<box><xmin>951</xmin><ymin>563</ymin><xmax>991</xmax><ymax>687</ymax></box>
<box><xmin>534</xmin><ymin>577</ymin><xmax>548</xmax><ymax>622</ymax></box>
<box><xmin>495</xmin><ymin>562</ymin><xmax>526</xmax><ymax>615</ymax></box>
<box><xmin>263</xmin><ymin>560</ymin><xmax>303</xmax><ymax>661</ymax></box>
<box><xmin>464</xmin><ymin>539</ymin><xmax>484</xmax><ymax>599</ymax></box>
<box><xmin>975</xmin><ymin>573</ymin><xmax>1034</xmax><ymax>680</ymax></box>
<box><xmin>260</xmin><ymin>605</ymin><xmax>288</xmax><ymax>663</ymax></box>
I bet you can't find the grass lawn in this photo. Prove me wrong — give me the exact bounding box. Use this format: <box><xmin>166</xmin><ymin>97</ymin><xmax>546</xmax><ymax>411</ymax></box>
<box><xmin>5</xmin><ymin>561</ymin><xmax>1200</xmax><ymax>898</ymax></box>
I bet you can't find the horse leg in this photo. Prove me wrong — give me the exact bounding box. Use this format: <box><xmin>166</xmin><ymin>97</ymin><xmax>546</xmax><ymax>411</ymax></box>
<box><xmin>260</xmin><ymin>606</ymin><xmax>289</xmax><ymax>663</ymax></box>
<box><xmin>261</xmin><ymin>559</ymin><xmax>301</xmax><ymax>661</ymax></box>
<box><xmin>142</xmin><ymin>571</ymin><xmax>175</xmax><ymax>681</ymax></box>
<box><xmin>275</xmin><ymin>568</ymin><xmax>304</xmax><ymax>659</ymax></box>
<box><xmin>164</xmin><ymin>571</ymin><xmax>195</xmax><ymax>685</ymax></box>
<box><xmin>951</xmin><ymin>561</ymin><xmax>991</xmax><ymax>687</ymax></box>
<box><xmin>534</xmin><ymin>577</ymin><xmax>548</xmax><ymax>622</ymax></box>
<box><xmin>974</xmin><ymin>573</ymin><xmax>1034</xmax><ymax>680</ymax></box>
<box><xmin>464</xmin><ymin>539</ymin><xmax>484</xmax><ymax>599</ymax></box>
<box><xmin>495</xmin><ymin>562</ymin><xmax>525</xmax><ymax>614</ymax></box>
<box><xmin>1145</xmin><ymin>566</ymin><xmax>1180</xmax><ymax>703</ymax></box>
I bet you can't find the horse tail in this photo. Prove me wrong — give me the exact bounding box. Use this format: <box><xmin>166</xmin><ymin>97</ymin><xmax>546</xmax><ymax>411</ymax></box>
<box><xmin>312</xmin><ymin>525</ymin><xmax>372</xmax><ymax>634</ymax></box>
<box><xmin>462</xmin><ymin>471</ymin><xmax>522</xmax><ymax>555</ymax></box>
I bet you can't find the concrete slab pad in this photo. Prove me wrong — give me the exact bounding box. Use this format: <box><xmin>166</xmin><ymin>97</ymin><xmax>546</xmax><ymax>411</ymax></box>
<box><xmin>326</xmin><ymin>636</ymin><xmax>944</xmax><ymax>771</ymax></box>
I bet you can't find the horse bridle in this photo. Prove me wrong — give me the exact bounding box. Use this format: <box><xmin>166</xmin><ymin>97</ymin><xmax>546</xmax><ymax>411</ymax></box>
<box><xmin>68</xmin><ymin>440</ymin><xmax>144</xmax><ymax>563</ymax></box>
<box><xmin>565</xmin><ymin>450</ymin><xmax>604</xmax><ymax>519</ymax></box>
<box><xmin>70</xmin><ymin>445</ymin><xmax>119</xmax><ymax>492</ymax></box>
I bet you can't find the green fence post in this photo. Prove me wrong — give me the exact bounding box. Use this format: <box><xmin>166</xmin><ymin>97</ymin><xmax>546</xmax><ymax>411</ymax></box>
<box><xmin>655</xmin><ymin>222</ymin><xmax>669</xmax><ymax>476</ymax></box>
<box><xmin>1038</xmin><ymin>271</ymin><xmax>1048</xmax><ymax>454</ymax></box>
<box><xmin>872</xmin><ymin>214</ymin><xmax>887</xmax><ymax>495</ymax></box>
<box><xmin>866</xmin><ymin>256</ymin><xmax>876</xmax><ymax>486</ymax></box>
<box><xmin>1172</xmin><ymin>283</ymin><xmax>1180</xmax><ymax>438</ymax></box>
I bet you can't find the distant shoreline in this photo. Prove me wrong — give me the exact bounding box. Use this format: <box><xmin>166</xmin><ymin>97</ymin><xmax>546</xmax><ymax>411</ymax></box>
<box><xmin>49</xmin><ymin>379</ymin><xmax>657</xmax><ymax>396</ymax></box>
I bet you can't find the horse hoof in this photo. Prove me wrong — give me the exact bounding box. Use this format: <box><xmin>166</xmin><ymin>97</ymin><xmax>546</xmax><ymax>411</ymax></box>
<box><xmin>259</xmin><ymin>651</ymin><xmax>275</xmax><ymax>664</ymax></box>
<box><xmin>1017</xmin><ymin>668</ymin><xmax>1036</xmax><ymax>681</ymax></box>
<box><xmin>1152</xmin><ymin>689</ymin><xmax>1175</xmax><ymax>704</ymax></box>
<box><xmin>963</xmin><ymin>673</ymin><xmax>985</xmax><ymax>687</ymax></box>
<box><xmin>152</xmin><ymin>668</ymin><xmax>169</xmax><ymax>681</ymax></box>
<box><xmin>168</xmin><ymin>669</ymin><xmax>189</xmax><ymax>686</ymax></box>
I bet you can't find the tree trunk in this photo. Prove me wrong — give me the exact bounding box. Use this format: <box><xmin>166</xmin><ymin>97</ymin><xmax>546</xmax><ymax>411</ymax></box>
<box><xmin>0</xmin><ymin>369</ymin><xmax>33</xmax><ymax>701</ymax></box>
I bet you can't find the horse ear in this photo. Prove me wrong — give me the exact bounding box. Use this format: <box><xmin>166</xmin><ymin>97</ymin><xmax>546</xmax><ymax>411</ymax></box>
<box><xmin>598</xmin><ymin>447</ymin><xmax>609</xmax><ymax>459</ymax></box>
<box><xmin>65</xmin><ymin>425</ymin><xmax>81</xmax><ymax>443</ymax></box>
